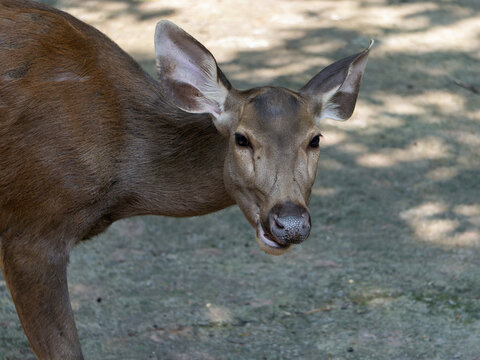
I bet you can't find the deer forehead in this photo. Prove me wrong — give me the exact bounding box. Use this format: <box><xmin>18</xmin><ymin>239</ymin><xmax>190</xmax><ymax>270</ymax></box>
<box><xmin>239</xmin><ymin>87</ymin><xmax>314</xmax><ymax>143</ymax></box>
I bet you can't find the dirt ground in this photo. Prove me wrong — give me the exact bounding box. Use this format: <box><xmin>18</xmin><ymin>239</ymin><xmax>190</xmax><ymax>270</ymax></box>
<box><xmin>1</xmin><ymin>0</ymin><xmax>480</xmax><ymax>359</ymax></box>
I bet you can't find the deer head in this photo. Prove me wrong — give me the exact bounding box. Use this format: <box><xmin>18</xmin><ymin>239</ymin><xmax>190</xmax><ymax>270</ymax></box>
<box><xmin>155</xmin><ymin>21</ymin><xmax>372</xmax><ymax>255</ymax></box>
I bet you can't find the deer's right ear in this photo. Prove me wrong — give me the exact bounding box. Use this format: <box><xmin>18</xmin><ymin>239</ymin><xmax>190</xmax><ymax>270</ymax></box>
<box><xmin>155</xmin><ymin>20</ymin><xmax>233</xmax><ymax>134</ymax></box>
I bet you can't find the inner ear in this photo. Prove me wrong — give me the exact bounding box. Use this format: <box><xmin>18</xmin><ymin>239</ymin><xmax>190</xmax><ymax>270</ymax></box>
<box><xmin>154</xmin><ymin>20</ymin><xmax>233</xmax><ymax>131</ymax></box>
<box><xmin>300</xmin><ymin>40</ymin><xmax>373</xmax><ymax>125</ymax></box>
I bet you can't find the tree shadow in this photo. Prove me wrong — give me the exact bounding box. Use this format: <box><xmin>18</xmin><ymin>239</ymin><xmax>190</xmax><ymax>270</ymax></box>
<box><xmin>81</xmin><ymin>0</ymin><xmax>480</xmax><ymax>357</ymax></box>
<box><xmin>207</xmin><ymin>0</ymin><xmax>480</xmax><ymax>255</ymax></box>
<box><xmin>2</xmin><ymin>0</ymin><xmax>480</xmax><ymax>358</ymax></box>
<box><xmin>38</xmin><ymin>0</ymin><xmax>175</xmax><ymax>22</ymax></box>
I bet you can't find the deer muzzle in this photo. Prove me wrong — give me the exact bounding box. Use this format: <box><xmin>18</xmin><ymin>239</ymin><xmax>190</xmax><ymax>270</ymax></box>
<box><xmin>255</xmin><ymin>202</ymin><xmax>311</xmax><ymax>255</ymax></box>
<box><xmin>268</xmin><ymin>202</ymin><xmax>311</xmax><ymax>245</ymax></box>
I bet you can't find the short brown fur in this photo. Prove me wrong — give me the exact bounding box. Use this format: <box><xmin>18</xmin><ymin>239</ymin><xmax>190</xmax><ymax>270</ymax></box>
<box><xmin>0</xmin><ymin>1</ymin><xmax>370</xmax><ymax>358</ymax></box>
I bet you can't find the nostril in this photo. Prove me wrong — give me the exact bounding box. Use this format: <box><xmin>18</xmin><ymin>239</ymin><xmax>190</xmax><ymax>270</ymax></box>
<box><xmin>276</xmin><ymin>216</ymin><xmax>303</xmax><ymax>233</ymax></box>
<box><xmin>267</xmin><ymin>203</ymin><xmax>311</xmax><ymax>245</ymax></box>
<box><xmin>274</xmin><ymin>215</ymin><xmax>285</xmax><ymax>229</ymax></box>
<box><xmin>302</xmin><ymin>212</ymin><xmax>311</xmax><ymax>229</ymax></box>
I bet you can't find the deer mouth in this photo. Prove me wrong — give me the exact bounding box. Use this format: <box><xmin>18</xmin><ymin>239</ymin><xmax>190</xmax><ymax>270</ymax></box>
<box><xmin>255</xmin><ymin>220</ymin><xmax>292</xmax><ymax>256</ymax></box>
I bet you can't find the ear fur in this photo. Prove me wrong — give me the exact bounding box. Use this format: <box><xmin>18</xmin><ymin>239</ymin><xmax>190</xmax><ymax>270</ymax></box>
<box><xmin>300</xmin><ymin>40</ymin><xmax>373</xmax><ymax>125</ymax></box>
<box><xmin>154</xmin><ymin>20</ymin><xmax>233</xmax><ymax>132</ymax></box>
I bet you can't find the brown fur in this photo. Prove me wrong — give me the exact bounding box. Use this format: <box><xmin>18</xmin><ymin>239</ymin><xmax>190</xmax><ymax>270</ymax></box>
<box><xmin>0</xmin><ymin>1</ymin><xmax>370</xmax><ymax>358</ymax></box>
<box><xmin>0</xmin><ymin>1</ymin><xmax>233</xmax><ymax>358</ymax></box>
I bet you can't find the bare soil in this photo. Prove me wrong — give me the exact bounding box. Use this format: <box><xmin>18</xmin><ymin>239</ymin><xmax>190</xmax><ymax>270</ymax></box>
<box><xmin>1</xmin><ymin>0</ymin><xmax>480</xmax><ymax>359</ymax></box>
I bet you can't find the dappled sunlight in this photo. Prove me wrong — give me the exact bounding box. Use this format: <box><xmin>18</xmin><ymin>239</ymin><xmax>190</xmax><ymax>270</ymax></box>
<box><xmin>338</xmin><ymin>142</ymin><xmax>370</xmax><ymax>155</ymax></box>
<box><xmin>384</xmin><ymin>17</ymin><xmax>480</xmax><ymax>55</ymax></box>
<box><xmin>210</xmin><ymin>36</ymin><xmax>270</xmax><ymax>50</ymax></box>
<box><xmin>334</xmin><ymin>88</ymin><xmax>468</xmax><ymax>134</ymax></box>
<box><xmin>56</xmin><ymin>0</ymin><xmax>480</xmax><ymax>76</ymax></box>
<box><xmin>0</xmin><ymin>0</ymin><xmax>476</xmax><ymax>358</ymax></box>
<box><xmin>454</xmin><ymin>129</ymin><xmax>480</xmax><ymax>149</ymax></box>
<box><xmin>420</xmin><ymin>91</ymin><xmax>466</xmax><ymax>114</ymax></box>
<box><xmin>401</xmin><ymin>202</ymin><xmax>480</xmax><ymax>247</ymax></box>
<box><xmin>360</xmin><ymin>2</ymin><xmax>438</xmax><ymax>31</ymax></box>
<box><xmin>321</xmin><ymin>129</ymin><xmax>348</xmax><ymax>146</ymax></box>
<box><xmin>356</xmin><ymin>152</ymin><xmax>396</xmax><ymax>168</ymax></box>
<box><xmin>357</xmin><ymin>136</ymin><xmax>450</xmax><ymax>168</ymax></box>
<box><xmin>372</xmin><ymin>95</ymin><xmax>424</xmax><ymax>116</ymax></box>
<box><xmin>426</xmin><ymin>167</ymin><xmax>459</xmax><ymax>181</ymax></box>
<box><xmin>349</xmin><ymin>102</ymin><xmax>407</xmax><ymax>130</ymax></box>
<box><xmin>312</xmin><ymin>186</ymin><xmax>338</xmax><ymax>198</ymax></box>
<box><xmin>455</xmin><ymin>205</ymin><xmax>480</xmax><ymax>223</ymax></box>
<box><xmin>368</xmin><ymin>91</ymin><xmax>468</xmax><ymax>120</ymax></box>
<box><xmin>228</xmin><ymin>56</ymin><xmax>337</xmax><ymax>85</ymax></box>
<box><xmin>35</xmin><ymin>0</ymin><xmax>480</xmax><ymax>266</ymax></box>
<box><xmin>318</xmin><ymin>158</ymin><xmax>345</xmax><ymax>171</ymax></box>
<box><xmin>301</xmin><ymin>42</ymin><xmax>343</xmax><ymax>56</ymax></box>
<box><xmin>205</xmin><ymin>303</ymin><xmax>232</xmax><ymax>325</ymax></box>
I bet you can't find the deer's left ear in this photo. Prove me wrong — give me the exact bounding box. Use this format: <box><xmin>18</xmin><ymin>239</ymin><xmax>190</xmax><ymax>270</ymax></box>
<box><xmin>154</xmin><ymin>20</ymin><xmax>233</xmax><ymax>134</ymax></box>
<box><xmin>300</xmin><ymin>41</ymin><xmax>373</xmax><ymax>126</ymax></box>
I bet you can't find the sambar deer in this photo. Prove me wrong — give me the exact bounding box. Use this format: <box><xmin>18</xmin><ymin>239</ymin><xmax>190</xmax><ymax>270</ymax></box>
<box><xmin>0</xmin><ymin>0</ymin><xmax>372</xmax><ymax>358</ymax></box>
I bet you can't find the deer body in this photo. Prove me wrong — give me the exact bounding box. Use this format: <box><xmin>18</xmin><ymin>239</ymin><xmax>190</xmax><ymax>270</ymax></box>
<box><xmin>0</xmin><ymin>1</ymin><xmax>371</xmax><ymax>358</ymax></box>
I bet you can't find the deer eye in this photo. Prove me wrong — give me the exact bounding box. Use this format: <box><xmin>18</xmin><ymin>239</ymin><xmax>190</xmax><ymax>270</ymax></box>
<box><xmin>309</xmin><ymin>134</ymin><xmax>322</xmax><ymax>148</ymax></box>
<box><xmin>235</xmin><ymin>133</ymin><xmax>251</xmax><ymax>147</ymax></box>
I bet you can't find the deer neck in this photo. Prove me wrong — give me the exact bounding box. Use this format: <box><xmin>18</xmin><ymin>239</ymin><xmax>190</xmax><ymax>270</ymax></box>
<box><xmin>118</xmin><ymin>87</ymin><xmax>235</xmax><ymax>218</ymax></box>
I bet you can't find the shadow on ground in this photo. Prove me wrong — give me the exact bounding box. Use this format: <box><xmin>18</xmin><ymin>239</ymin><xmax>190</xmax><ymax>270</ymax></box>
<box><xmin>1</xmin><ymin>0</ymin><xmax>479</xmax><ymax>359</ymax></box>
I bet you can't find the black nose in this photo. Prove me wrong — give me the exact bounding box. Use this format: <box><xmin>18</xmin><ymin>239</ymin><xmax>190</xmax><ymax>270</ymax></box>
<box><xmin>267</xmin><ymin>202</ymin><xmax>311</xmax><ymax>245</ymax></box>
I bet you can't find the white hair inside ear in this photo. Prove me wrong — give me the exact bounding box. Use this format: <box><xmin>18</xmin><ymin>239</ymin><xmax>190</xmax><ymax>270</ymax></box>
<box><xmin>154</xmin><ymin>20</ymin><xmax>231</xmax><ymax>125</ymax></box>
<box><xmin>300</xmin><ymin>40</ymin><xmax>373</xmax><ymax>126</ymax></box>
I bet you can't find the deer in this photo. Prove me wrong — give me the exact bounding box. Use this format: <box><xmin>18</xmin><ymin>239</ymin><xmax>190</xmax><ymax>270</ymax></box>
<box><xmin>0</xmin><ymin>0</ymin><xmax>372</xmax><ymax>358</ymax></box>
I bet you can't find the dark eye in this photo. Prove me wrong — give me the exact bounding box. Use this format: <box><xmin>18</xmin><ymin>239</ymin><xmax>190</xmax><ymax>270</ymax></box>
<box><xmin>309</xmin><ymin>134</ymin><xmax>322</xmax><ymax>148</ymax></box>
<box><xmin>235</xmin><ymin>132</ymin><xmax>251</xmax><ymax>147</ymax></box>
